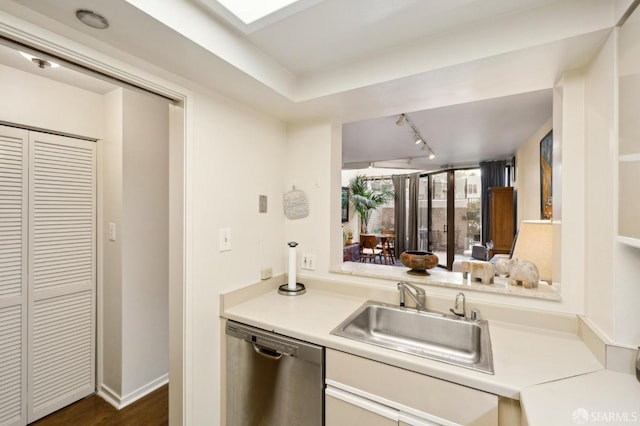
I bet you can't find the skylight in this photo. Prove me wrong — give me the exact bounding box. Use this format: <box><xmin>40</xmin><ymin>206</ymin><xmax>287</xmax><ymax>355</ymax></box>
<box><xmin>216</xmin><ymin>0</ymin><xmax>301</xmax><ymax>24</ymax></box>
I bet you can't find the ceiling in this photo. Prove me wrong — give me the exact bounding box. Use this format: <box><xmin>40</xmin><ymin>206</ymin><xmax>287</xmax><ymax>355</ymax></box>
<box><xmin>342</xmin><ymin>89</ymin><xmax>552</xmax><ymax>169</ymax></box>
<box><xmin>1</xmin><ymin>0</ymin><xmax>632</xmax><ymax>170</ymax></box>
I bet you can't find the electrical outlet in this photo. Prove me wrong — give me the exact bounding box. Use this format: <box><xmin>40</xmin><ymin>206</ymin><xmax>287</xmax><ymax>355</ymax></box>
<box><xmin>302</xmin><ymin>253</ymin><xmax>316</xmax><ymax>270</ymax></box>
<box><xmin>219</xmin><ymin>228</ymin><xmax>231</xmax><ymax>251</ymax></box>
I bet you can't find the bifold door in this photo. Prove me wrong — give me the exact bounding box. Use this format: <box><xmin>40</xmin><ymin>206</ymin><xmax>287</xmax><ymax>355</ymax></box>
<box><xmin>0</xmin><ymin>125</ymin><xmax>96</xmax><ymax>425</ymax></box>
<box><xmin>0</xmin><ymin>126</ymin><xmax>28</xmax><ymax>426</ymax></box>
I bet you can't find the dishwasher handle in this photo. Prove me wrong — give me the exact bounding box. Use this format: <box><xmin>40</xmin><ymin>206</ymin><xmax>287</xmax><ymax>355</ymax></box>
<box><xmin>252</xmin><ymin>343</ymin><xmax>283</xmax><ymax>360</ymax></box>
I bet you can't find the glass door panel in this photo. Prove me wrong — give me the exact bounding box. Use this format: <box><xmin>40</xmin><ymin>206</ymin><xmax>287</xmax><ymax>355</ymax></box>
<box><xmin>454</xmin><ymin>170</ymin><xmax>482</xmax><ymax>263</ymax></box>
<box><xmin>429</xmin><ymin>172</ymin><xmax>448</xmax><ymax>267</ymax></box>
<box><xmin>417</xmin><ymin>176</ymin><xmax>429</xmax><ymax>252</ymax></box>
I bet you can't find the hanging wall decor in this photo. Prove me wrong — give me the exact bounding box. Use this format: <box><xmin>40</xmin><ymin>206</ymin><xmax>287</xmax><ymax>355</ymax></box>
<box><xmin>283</xmin><ymin>186</ymin><xmax>309</xmax><ymax>220</ymax></box>
<box><xmin>540</xmin><ymin>130</ymin><xmax>553</xmax><ymax>219</ymax></box>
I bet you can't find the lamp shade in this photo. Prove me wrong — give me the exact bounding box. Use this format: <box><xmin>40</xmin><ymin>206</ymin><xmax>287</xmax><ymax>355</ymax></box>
<box><xmin>512</xmin><ymin>220</ymin><xmax>553</xmax><ymax>282</ymax></box>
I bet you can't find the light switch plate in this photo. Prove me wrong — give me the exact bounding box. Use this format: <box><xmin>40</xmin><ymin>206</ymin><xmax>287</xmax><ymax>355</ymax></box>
<box><xmin>259</xmin><ymin>195</ymin><xmax>267</xmax><ymax>213</ymax></box>
<box><xmin>219</xmin><ymin>228</ymin><xmax>231</xmax><ymax>251</ymax></box>
<box><xmin>108</xmin><ymin>222</ymin><xmax>116</xmax><ymax>241</ymax></box>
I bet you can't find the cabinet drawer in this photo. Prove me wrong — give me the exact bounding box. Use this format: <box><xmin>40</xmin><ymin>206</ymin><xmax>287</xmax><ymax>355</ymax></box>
<box><xmin>326</xmin><ymin>349</ymin><xmax>498</xmax><ymax>426</ymax></box>
<box><xmin>326</xmin><ymin>388</ymin><xmax>398</xmax><ymax>426</ymax></box>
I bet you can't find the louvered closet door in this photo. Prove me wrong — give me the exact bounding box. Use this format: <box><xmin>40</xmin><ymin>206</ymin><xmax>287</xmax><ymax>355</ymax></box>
<box><xmin>0</xmin><ymin>126</ymin><xmax>27</xmax><ymax>426</ymax></box>
<box><xmin>27</xmin><ymin>132</ymin><xmax>95</xmax><ymax>423</ymax></box>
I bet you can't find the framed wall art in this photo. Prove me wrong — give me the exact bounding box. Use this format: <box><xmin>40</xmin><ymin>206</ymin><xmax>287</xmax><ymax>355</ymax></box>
<box><xmin>540</xmin><ymin>130</ymin><xmax>553</xmax><ymax>219</ymax></box>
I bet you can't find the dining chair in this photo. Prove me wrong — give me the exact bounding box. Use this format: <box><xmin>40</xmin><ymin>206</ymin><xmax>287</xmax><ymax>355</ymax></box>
<box><xmin>359</xmin><ymin>234</ymin><xmax>382</xmax><ymax>263</ymax></box>
<box><xmin>380</xmin><ymin>235</ymin><xmax>395</xmax><ymax>265</ymax></box>
<box><xmin>377</xmin><ymin>230</ymin><xmax>395</xmax><ymax>265</ymax></box>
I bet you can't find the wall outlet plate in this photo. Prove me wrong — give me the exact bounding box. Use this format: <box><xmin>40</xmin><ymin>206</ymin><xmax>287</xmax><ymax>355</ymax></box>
<box><xmin>301</xmin><ymin>253</ymin><xmax>316</xmax><ymax>270</ymax></box>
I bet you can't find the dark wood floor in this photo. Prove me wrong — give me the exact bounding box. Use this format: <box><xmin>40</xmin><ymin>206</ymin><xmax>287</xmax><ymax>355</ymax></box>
<box><xmin>31</xmin><ymin>385</ymin><xmax>168</xmax><ymax>426</ymax></box>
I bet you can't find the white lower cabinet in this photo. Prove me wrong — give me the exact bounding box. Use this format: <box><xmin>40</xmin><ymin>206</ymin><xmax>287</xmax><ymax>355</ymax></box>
<box><xmin>325</xmin><ymin>349</ymin><xmax>498</xmax><ymax>426</ymax></box>
<box><xmin>326</xmin><ymin>387</ymin><xmax>399</xmax><ymax>426</ymax></box>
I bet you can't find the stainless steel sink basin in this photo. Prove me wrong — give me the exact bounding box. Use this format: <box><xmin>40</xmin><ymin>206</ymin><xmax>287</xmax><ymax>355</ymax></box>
<box><xmin>331</xmin><ymin>301</ymin><xmax>494</xmax><ymax>374</ymax></box>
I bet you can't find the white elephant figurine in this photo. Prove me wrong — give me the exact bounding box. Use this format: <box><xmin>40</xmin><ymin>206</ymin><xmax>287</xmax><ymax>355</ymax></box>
<box><xmin>507</xmin><ymin>260</ymin><xmax>539</xmax><ymax>289</ymax></box>
<box><xmin>494</xmin><ymin>258</ymin><xmax>515</xmax><ymax>277</ymax></box>
<box><xmin>461</xmin><ymin>260</ymin><xmax>494</xmax><ymax>285</ymax></box>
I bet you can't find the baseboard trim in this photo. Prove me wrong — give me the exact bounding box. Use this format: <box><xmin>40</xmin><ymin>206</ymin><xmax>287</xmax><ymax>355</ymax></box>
<box><xmin>97</xmin><ymin>384</ymin><xmax>122</xmax><ymax>409</ymax></box>
<box><xmin>98</xmin><ymin>374</ymin><xmax>169</xmax><ymax>409</ymax></box>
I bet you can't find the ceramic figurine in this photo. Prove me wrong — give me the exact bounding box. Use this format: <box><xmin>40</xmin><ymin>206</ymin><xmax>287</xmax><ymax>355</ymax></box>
<box><xmin>494</xmin><ymin>258</ymin><xmax>515</xmax><ymax>277</ymax></box>
<box><xmin>460</xmin><ymin>260</ymin><xmax>494</xmax><ymax>285</ymax></box>
<box><xmin>508</xmin><ymin>260</ymin><xmax>539</xmax><ymax>289</ymax></box>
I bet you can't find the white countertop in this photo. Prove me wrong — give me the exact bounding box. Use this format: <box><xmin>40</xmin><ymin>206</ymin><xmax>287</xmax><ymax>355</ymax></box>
<box><xmin>520</xmin><ymin>370</ymin><xmax>640</xmax><ymax>425</ymax></box>
<box><xmin>223</xmin><ymin>287</ymin><xmax>603</xmax><ymax>399</ymax></box>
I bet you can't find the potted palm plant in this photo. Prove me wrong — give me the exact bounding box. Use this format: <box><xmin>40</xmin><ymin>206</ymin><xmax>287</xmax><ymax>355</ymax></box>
<box><xmin>348</xmin><ymin>174</ymin><xmax>394</xmax><ymax>234</ymax></box>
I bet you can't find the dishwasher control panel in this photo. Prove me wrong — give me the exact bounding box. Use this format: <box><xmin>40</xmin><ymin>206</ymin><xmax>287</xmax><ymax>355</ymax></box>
<box><xmin>226</xmin><ymin>321</ymin><xmax>300</xmax><ymax>357</ymax></box>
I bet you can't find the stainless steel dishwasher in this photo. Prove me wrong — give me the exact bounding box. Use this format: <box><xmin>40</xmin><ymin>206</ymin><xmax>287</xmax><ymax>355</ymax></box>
<box><xmin>225</xmin><ymin>320</ymin><xmax>325</xmax><ymax>426</ymax></box>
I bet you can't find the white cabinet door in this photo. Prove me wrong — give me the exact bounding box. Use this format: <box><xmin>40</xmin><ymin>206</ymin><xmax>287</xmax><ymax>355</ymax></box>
<box><xmin>326</xmin><ymin>349</ymin><xmax>498</xmax><ymax>426</ymax></box>
<box><xmin>0</xmin><ymin>126</ymin><xmax>28</xmax><ymax>426</ymax></box>
<box><xmin>326</xmin><ymin>386</ymin><xmax>398</xmax><ymax>426</ymax></box>
<box><xmin>26</xmin><ymin>131</ymin><xmax>96</xmax><ymax>423</ymax></box>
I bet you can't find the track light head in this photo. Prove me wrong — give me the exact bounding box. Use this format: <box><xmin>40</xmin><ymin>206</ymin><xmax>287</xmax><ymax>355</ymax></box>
<box><xmin>396</xmin><ymin>114</ymin><xmax>407</xmax><ymax>126</ymax></box>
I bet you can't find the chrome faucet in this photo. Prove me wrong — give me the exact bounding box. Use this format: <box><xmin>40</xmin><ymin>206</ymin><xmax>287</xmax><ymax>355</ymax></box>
<box><xmin>450</xmin><ymin>292</ymin><xmax>467</xmax><ymax>319</ymax></box>
<box><xmin>397</xmin><ymin>282</ymin><xmax>426</xmax><ymax>311</ymax></box>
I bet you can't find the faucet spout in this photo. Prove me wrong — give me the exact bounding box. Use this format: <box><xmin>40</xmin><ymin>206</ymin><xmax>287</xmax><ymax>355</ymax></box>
<box><xmin>450</xmin><ymin>292</ymin><xmax>467</xmax><ymax>319</ymax></box>
<box><xmin>397</xmin><ymin>282</ymin><xmax>426</xmax><ymax>311</ymax></box>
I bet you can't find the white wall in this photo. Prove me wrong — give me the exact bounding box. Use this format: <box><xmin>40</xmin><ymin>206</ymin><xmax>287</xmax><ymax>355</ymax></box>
<box><xmin>101</xmin><ymin>88</ymin><xmax>124</xmax><ymax>397</ymax></box>
<box><xmin>284</xmin><ymin>120</ymin><xmax>340</xmax><ymax>274</ymax></box>
<box><xmin>583</xmin><ymin>32</ymin><xmax>616</xmax><ymax>339</ymax></box>
<box><xmin>121</xmin><ymin>89</ymin><xmax>170</xmax><ymax>397</ymax></box>
<box><xmin>189</xmin><ymin>89</ymin><xmax>287</xmax><ymax>425</ymax></box>
<box><xmin>100</xmin><ymin>88</ymin><xmax>171</xmax><ymax>405</ymax></box>
<box><xmin>556</xmin><ymin>70</ymin><xmax>587</xmax><ymax>314</ymax></box>
<box><xmin>0</xmin><ymin>63</ymin><xmax>104</xmax><ymax>139</ymax></box>
<box><xmin>515</xmin><ymin>119</ymin><xmax>552</xmax><ymax>225</ymax></box>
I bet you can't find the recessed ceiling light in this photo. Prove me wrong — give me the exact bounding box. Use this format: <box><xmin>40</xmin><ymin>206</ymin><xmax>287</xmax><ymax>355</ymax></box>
<box><xmin>19</xmin><ymin>52</ymin><xmax>60</xmax><ymax>69</ymax></box>
<box><xmin>76</xmin><ymin>9</ymin><xmax>109</xmax><ymax>29</ymax></box>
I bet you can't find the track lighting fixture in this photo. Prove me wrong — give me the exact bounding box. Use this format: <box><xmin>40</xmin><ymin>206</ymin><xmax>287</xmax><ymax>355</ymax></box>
<box><xmin>413</xmin><ymin>132</ymin><xmax>422</xmax><ymax>144</ymax></box>
<box><xmin>396</xmin><ymin>113</ymin><xmax>436</xmax><ymax>160</ymax></box>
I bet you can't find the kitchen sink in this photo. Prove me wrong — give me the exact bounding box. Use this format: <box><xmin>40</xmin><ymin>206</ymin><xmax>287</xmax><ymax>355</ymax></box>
<box><xmin>330</xmin><ymin>300</ymin><xmax>494</xmax><ymax>374</ymax></box>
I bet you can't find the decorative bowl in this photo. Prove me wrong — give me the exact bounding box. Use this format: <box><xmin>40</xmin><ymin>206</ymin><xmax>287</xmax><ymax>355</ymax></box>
<box><xmin>399</xmin><ymin>251</ymin><xmax>439</xmax><ymax>276</ymax></box>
